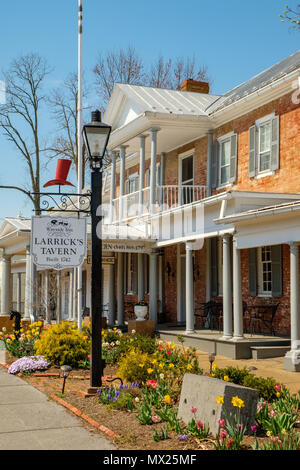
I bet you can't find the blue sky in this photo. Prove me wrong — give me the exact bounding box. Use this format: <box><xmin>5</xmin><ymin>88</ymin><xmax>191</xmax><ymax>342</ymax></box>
<box><xmin>0</xmin><ymin>0</ymin><xmax>298</xmax><ymax>221</ymax></box>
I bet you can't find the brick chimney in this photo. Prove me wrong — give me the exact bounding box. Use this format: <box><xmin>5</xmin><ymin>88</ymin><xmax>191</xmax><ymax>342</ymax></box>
<box><xmin>180</xmin><ymin>79</ymin><xmax>210</xmax><ymax>94</ymax></box>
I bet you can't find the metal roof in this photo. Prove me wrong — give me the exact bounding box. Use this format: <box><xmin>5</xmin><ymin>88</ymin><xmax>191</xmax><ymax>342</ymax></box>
<box><xmin>206</xmin><ymin>50</ymin><xmax>300</xmax><ymax>114</ymax></box>
<box><xmin>114</xmin><ymin>83</ymin><xmax>220</xmax><ymax>116</ymax></box>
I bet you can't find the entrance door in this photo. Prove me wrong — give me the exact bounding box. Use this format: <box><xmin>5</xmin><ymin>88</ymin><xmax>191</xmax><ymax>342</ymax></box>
<box><xmin>180</xmin><ymin>155</ymin><xmax>194</xmax><ymax>205</ymax></box>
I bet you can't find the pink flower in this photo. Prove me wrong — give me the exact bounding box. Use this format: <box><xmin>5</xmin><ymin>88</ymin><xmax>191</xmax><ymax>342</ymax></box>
<box><xmin>196</xmin><ymin>420</ymin><xmax>204</xmax><ymax>430</ymax></box>
<box><xmin>190</xmin><ymin>406</ymin><xmax>198</xmax><ymax>414</ymax></box>
<box><xmin>275</xmin><ymin>384</ymin><xmax>282</xmax><ymax>392</ymax></box>
<box><xmin>251</xmin><ymin>425</ymin><xmax>257</xmax><ymax>434</ymax></box>
<box><xmin>166</xmin><ymin>350</ymin><xmax>172</xmax><ymax>355</ymax></box>
<box><xmin>226</xmin><ymin>438</ymin><xmax>234</xmax><ymax>448</ymax></box>
<box><xmin>219</xmin><ymin>428</ymin><xmax>227</xmax><ymax>440</ymax></box>
<box><xmin>151</xmin><ymin>414</ymin><xmax>161</xmax><ymax>423</ymax></box>
<box><xmin>218</xmin><ymin>419</ymin><xmax>226</xmax><ymax>427</ymax></box>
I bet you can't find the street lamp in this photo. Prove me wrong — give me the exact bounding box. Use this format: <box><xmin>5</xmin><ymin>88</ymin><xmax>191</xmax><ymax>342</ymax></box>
<box><xmin>83</xmin><ymin>110</ymin><xmax>111</xmax><ymax>392</ymax></box>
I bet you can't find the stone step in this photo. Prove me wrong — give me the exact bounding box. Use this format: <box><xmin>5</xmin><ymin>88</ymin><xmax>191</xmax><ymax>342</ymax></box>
<box><xmin>251</xmin><ymin>345</ymin><xmax>290</xmax><ymax>359</ymax></box>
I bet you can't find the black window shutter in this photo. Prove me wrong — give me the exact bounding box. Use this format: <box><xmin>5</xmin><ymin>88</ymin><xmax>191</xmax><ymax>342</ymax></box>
<box><xmin>271</xmin><ymin>245</ymin><xmax>282</xmax><ymax>298</ymax></box>
<box><xmin>248</xmin><ymin>248</ymin><xmax>257</xmax><ymax>296</ymax></box>
<box><xmin>211</xmin><ymin>141</ymin><xmax>219</xmax><ymax>189</ymax></box>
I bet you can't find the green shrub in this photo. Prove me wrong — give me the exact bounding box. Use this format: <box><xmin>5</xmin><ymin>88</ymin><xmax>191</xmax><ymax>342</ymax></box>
<box><xmin>242</xmin><ymin>375</ymin><xmax>278</xmax><ymax>401</ymax></box>
<box><xmin>117</xmin><ymin>350</ymin><xmax>158</xmax><ymax>384</ymax></box>
<box><xmin>34</xmin><ymin>321</ymin><xmax>90</xmax><ymax>367</ymax></box>
<box><xmin>213</xmin><ymin>365</ymin><xmax>250</xmax><ymax>385</ymax></box>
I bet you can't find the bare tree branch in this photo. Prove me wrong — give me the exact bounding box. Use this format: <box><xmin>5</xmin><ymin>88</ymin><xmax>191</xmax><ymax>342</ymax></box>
<box><xmin>0</xmin><ymin>53</ymin><xmax>51</xmax><ymax>214</ymax></box>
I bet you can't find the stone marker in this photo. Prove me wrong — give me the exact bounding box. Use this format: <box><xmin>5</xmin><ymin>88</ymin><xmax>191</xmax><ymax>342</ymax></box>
<box><xmin>178</xmin><ymin>373</ymin><xmax>259</xmax><ymax>436</ymax></box>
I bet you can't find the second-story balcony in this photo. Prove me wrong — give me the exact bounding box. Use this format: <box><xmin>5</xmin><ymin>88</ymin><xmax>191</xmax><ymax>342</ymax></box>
<box><xmin>110</xmin><ymin>184</ymin><xmax>208</xmax><ymax>223</ymax></box>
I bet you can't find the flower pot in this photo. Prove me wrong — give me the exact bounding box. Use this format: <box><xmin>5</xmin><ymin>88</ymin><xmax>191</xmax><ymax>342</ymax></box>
<box><xmin>134</xmin><ymin>305</ymin><xmax>148</xmax><ymax>321</ymax></box>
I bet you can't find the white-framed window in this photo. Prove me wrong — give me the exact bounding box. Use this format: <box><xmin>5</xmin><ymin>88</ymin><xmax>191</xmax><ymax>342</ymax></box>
<box><xmin>218</xmin><ymin>133</ymin><xmax>233</xmax><ymax>187</ymax></box>
<box><xmin>258</xmin><ymin>117</ymin><xmax>272</xmax><ymax>173</ymax></box>
<box><xmin>257</xmin><ymin>246</ymin><xmax>272</xmax><ymax>296</ymax></box>
<box><xmin>178</xmin><ymin>150</ymin><xmax>194</xmax><ymax>205</ymax></box>
<box><xmin>125</xmin><ymin>173</ymin><xmax>139</xmax><ymax>194</ymax></box>
<box><xmin>249</xmin><ymin>113</ymin><xmax>279</xmax><ymax>178</ymax></box>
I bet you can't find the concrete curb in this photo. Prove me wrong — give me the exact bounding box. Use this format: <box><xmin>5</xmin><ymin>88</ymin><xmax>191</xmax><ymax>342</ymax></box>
<box><xmin>49</xmin><ymin>393</ymin><xmax>120</xmax><ymax>439</ymax></box>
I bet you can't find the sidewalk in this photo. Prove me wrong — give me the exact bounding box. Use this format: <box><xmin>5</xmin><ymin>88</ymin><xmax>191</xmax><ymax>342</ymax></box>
<box><xmin>0</xmin><ymin>350</ymin><xmax>116</xmax><ymax>450</ymax></box>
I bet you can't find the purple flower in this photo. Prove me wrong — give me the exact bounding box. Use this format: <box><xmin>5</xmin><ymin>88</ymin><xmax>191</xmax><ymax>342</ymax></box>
<box><xmin>251</xmin><ymin>425</ymin><xmax>257</xmax><ymax>434</ymax></box>
<box><xmin>178</xmin><ymin>434</ymin><xmax>190</xmax><ymax>441</ymax></box>
<box><xmin>8</xmin><ymin>356</ymin><xmax>50</xmax><ymax>375</ymax></box>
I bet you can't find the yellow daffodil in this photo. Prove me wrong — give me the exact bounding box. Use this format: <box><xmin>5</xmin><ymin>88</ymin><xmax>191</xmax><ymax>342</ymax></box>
<box><xmin>159</xmin><ymin>363</ymin><xmax>164</xmax><ymax>369</ymax></box>
<box><xmin>151</xmin><ymin>359</ymin><xmax>157</xmax><ymax>364</ymax></box>
<box><xmin>169</xmin><ymin>363</ymin><xmax>175</xmax><ymax>368</ymax></box>
<box><xmin>147</xmin><ymin>368</ymin><xmax>154</xmax><ymax>374</ymax></box>
<box><xmin>187</xmin><ymin>364</ymin><xmax>192</xmax><ymax>370</ymax></box>
<box><xmin>276</xmin><ymin>392</ymin><xmax>281</xmax><ymax>398</ymax></box>
<box><xmin>138</xmin><ymin>363</ymin><xmax>144</xmax><ymax>368</ymax></box>
<box><xmin>281</xmin><ymin>429</ymin><xmax>287</xmax><ymax>434</ymax></box>
<box><xmin>216</xmin><ymin>396</ymin><xmax>224</xmax><ymax>405</ymax></box>
<box><xmin>224</xmin><ymin>375</ymin><xmax>230</xmax><ymax>382</ymax></box>
<box><xmin>212</xmin><ymin>363</ymin><xmax>218</xmax><ymax>371</ymax></box>
<box><xmin>232</xmin><ymin>396</ymin><xmax>245</xmax><ymax>408</ymax></box>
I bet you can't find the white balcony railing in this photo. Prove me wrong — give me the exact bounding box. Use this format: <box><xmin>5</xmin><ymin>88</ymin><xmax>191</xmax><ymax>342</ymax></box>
<box><xmin>111</xmin><ymin>185</ymin><xmax>207</xmax><ymax>223</ymax></box>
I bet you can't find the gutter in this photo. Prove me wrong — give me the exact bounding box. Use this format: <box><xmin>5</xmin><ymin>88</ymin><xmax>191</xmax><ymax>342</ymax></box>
<box><xmin>214</xmin><ymin>200</ymin><xmax>300</xmax><ymax>225</ymax></box>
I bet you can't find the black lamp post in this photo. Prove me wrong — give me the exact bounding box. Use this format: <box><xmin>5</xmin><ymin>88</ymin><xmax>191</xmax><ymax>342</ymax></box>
<box><xmin>82</xmin><ymin>110</ymin><xmax>111</xmax><ymax>391</ymax></box>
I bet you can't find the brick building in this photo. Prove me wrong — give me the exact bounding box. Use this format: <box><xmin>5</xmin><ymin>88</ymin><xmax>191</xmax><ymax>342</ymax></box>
<box><xmin>1</xmin><ymin>50</ymin><xmax>300</xmax><ymax>370</ymax></box>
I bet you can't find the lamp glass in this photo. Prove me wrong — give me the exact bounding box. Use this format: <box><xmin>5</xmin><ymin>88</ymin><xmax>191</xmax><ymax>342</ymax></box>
<box><xmin>83</xmin><ymin>124</ymin><xmax>111</xmax><ymax>160</ymax></box>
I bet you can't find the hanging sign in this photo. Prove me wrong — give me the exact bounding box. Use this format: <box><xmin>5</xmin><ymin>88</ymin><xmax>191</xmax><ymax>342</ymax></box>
<box><xmin>31</xmin><ymin>216</ymin><xmax>87</xmax><ymax>270</ymax></box>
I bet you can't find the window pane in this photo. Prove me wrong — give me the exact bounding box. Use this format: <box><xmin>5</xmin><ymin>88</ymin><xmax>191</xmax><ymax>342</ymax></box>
<box><xmin>259</xmin><ymin>152</ymin><xmax>270</xmax><ymax>172</ymax></box>
<box><xmin>260</xmin><ymin>122</ymin><xmax>271</xmax><ymax>153</ymax></box>
<box><xmin>221</xmin><ymin>166</ymin><xmax>229</xmax><ymax>185</ymax></box>
<box><xmin>221</xmin><ymin>140</ymin><xmax>231</xmax><ymax>166</ymax></box>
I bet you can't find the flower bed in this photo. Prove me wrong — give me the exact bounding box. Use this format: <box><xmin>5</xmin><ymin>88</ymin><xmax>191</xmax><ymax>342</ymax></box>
<box><xmin>1</xmin><ymin>322</ymin><xmax>300</xmax><ymax>451</ymax></box>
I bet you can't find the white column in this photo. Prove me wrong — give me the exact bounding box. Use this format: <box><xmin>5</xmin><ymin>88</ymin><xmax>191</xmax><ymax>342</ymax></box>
<box><xmin>206</xmin><ymin>129</ymin><xmax>214</xmax><ymax>197</ymax></box>
<box><xmin>177</xmin><ymin>244</ymin><xmax>183</xmax><ymax>323</ymax></box>
<box><xmin>222</xmin><ymin>234</ymin><xmax>233</xmax><ymax>339</ymax></box>
<box><xmin>24</xmin><ymin>246</ymin><xmax>31</xmax><ymax>320</ymax></box>
<box><xmin>107</xmin><ymin>262</ymin><xmax>115</xmax><ymax>327</ymax></box>
<box><xmin>206</xmin><ymin>238</ymin><xmax>211</xmax><ymax>302</ymax></box>
<box><xmin>232</xmin><ymin>237</ymin><xmax>244</xmax><ymax>340</ymax></box>
<box><xmin>149</xmin><ymin>252</ymin><xmax>158</xmax><ymax>326</ymax></box>
<box><xmin>68</xmin><ymin>269</ymin><xmax>74</xmax><ymax>321</ymax></box>
<box><xmin>185</xmin><ymin>243</ymin><xmax>195</xmax><ymax>334</ymax></box>
<box><xmin>110</xmin><ymin>151</ymin><xmax>117</xmax><ymax>223</ymax></box>
<box><xmin>16</xmin><ymin>272</ymin><xmax>22</xmax><ymax>312</ymax></box>
<box><xmin>44</xmin><ymin>270</ymin><xmax>51</xmax><ymax>325</ymax></box>
<box><xmin>72</xmin><ymin>267</ymin><xmax>77</xmax><ymax>321</ymax></box>
<box><xmin>117</xmin><ymin>252</ymin><xmax>124</xmax><ymax>326</ymax></box>
<box><xmin>137</xmin><ymin>253</ymin><xmax>145</xmax><ymax>302</ymax></box>
<box><xmin>284</xmin><ymin>243</ymin><xmax>300</xmax><ymax>371</ymax></box>
<box><xmin>119</xmin><ymin>145</ymin><xmax>127</xmax><ymax>222</ymax></box>
<box><xmin>1</xmin><ymin>254</ymin><xmax>11</xmax><ymax>315</ymax></box>
<box><xmin>139</xmin><ymin>135</ymin><xmax>146</xmax><ymax>216</ymax></box>
<box><xmin>150</xmin><ymin>128</ymin><xmax>160</xmax><ymax>213</ymax></box>
<box><xmin>56</xmin><ymin>271</ymin><xmax>61</xmax><ymax>324</ymax></box>
<box><xmin>159</xmin><ymin>152</ymin><xmax>165</xmax><ymax>207</ymax></box>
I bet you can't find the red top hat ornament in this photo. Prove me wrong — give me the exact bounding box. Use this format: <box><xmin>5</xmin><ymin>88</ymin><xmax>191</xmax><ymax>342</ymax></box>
<box><xmin>43</xmin><ymin>159</ymin><xmax>74</xmax><ymax>188</ymax></box>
